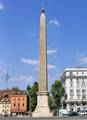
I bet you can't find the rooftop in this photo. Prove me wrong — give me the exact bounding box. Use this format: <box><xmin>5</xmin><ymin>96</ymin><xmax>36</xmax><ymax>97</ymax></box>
<box><xmin>64</xmin><ymin>67</ymin><xmax>87</xmax><ymax>71</ymax></box>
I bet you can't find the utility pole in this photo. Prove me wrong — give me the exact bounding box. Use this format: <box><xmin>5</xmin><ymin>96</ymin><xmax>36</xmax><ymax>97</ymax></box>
<box><xmin>5</xmin><ymin>73</ymin><xmax>9</xmax><ymax>89</ymax></box>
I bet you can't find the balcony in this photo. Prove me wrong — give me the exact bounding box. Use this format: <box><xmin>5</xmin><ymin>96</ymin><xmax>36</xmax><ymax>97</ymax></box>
<box><xmin>10</xmin><ymin>109</ymin><xmax>27</xmax><ymax>113</ymax></box>
<box><xmin>65</xmin><ymin>99</ymin><xmax>87</xmax><ymax>103</ymax></box>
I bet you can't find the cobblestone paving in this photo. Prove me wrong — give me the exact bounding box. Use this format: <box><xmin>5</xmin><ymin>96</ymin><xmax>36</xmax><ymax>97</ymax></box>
<box><xmin>0</xmin><ymin>116</ymin><xmax>87</xmax><ymax>120</ymax></box>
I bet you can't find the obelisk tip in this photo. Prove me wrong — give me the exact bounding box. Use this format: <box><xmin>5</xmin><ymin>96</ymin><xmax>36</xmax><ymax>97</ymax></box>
<box><xmin>42</xmin><ymin>0</ymin><xmax>45</xmax><ymax>13</ymax></box>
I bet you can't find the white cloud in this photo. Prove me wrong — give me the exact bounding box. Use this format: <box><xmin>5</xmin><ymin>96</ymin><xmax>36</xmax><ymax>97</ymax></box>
<box><xmin>47</xmin><ymin>64</ymin><xmax>56</xmax><ymax>70</ymax></box>
<box><xmin>48</xmin><ymin>18</ymin><xmax>60</xmax><ymax>27</ymax></box>
<box><xmin>21</xmin><ymin>58</ymin><xmax>38</xmax><ymax>65</ymax></box>
<box><xmin>79</xmin><ymin>55</ymin><xmax>87</xmax><ymax>64</ymax></box>
<box><xmin>34</xmin><ymin>64</ymin><xmax>56</xmax><ymax>71</ymax></box>
<box><xmin>21</xmin><ymin>58</ymin><xmax>56</xmax><ymax>70</ymax></box>
<box><xmin>47</xmin><ymin>49</ymin><xmax>58</xmax><ymax>55</ymax></box>
<box><xmin>10</xmin><ymin>74</ymin><xmax>34</xmax><ymax>84</ymax></box>
<box><xmin>0</xmin><ymin>3</ymin><xmax>4</xmax><ymax>11</ymax></box>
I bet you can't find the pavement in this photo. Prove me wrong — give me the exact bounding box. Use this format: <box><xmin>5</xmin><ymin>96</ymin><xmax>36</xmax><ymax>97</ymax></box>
<box><xmin>0</xmin><ymin>116</ymin><xmax>87</xmax><ymax>120</ymax></box>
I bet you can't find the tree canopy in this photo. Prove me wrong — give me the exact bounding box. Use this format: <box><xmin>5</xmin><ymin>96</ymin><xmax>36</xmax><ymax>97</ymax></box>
<box><xmin>49</xmin><ymin>80</ymin><xmax>65</xmax><ymax>115</ymax></box>
<box><xmin>26</xmin><ymin>82</ymin><xmax>38</xmax><ymax>112</ymax></box>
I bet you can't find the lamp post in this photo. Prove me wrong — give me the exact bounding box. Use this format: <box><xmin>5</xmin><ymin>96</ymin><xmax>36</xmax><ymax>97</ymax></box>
<box><xmin>5</xmin><ymin>98</ymin><xmax>8</xmax><ymax>117</ymax></box>
<box><xmin>3</xmin><ymin>73</ymin><xmax>10</xmax><ymax>89</ymax></box>
<box><xmin>18</xmin><ymin>104</ymin><xmax>20</xmax><ymax>116</ymax></box>
<box><xmin>18</xmin><ymin>98</ymin><xmax>20</xmax><ymax>117</ymax></box>
<box><xmin>6</xmin><ymin>73</ymin><xmax>10</xmax><ymax>89</ymax></box>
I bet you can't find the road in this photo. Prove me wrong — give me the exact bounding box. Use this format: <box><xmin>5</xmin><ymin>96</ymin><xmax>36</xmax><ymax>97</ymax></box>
<box><xmin>0</xmin><ymin>116</ymin><xmax>87</xmax><ymax>120</ymax></box>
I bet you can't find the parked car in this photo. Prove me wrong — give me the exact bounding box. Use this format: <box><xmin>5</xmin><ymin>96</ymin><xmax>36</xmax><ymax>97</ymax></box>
<box><xmin>80</xmin><ymin>110</ymin><xmax>85</xmax><ymax>115</ymax></box>
<box><xmin>59</xmin><ymin>109</ymin><xmax>69</xmax><ymax>116</ymax></box>
<box><xmin>68</xmin><ymin>111</ymin><xmax>78</xmax><ymax>116</ymax></box>
<box><xmin>85</xmin><ymin>110</ymin><xmax>87</xmax><ymax>115</ymax></box>
<box><xmin>79</xmin><ymin>110</ymin><xmax>87</xmax><ymax>115</ymax></box>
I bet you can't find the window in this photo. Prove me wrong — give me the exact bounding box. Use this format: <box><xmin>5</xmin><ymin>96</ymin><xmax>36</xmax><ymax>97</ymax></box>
<box><xmin>77</xmin><ymin>94</ymin><xmax>80</xmax><ymax>99</ymax></box>
<box><xmin>82</xmin><ymin>89</ymin><xmax>85</xmax><ymax>93</ymax></box>
<box><xmin>77</xmin><ymin>90</ymin><xmax>80</xmax><ymax>100</ymax></box>
<box><xmin>23</xmin><ymin>103</ymin><xmax>24</xmax><ymax>107</ymax></box>
<box><xmin>18</xmin><ymin>103</ymin><xmax>20</xmax><ymax>107</ymax></box>
<box><xmin>82</xmin><ymin>82</ymin><xmax>85</xmax><ymax>87</ymax></box>
<box><xmin>71</xmin><ymin>79</ymin><xmax>72</xmax><ymax>83</ymax></box>
<box><xmin>70</xmin><ymin>90</ymin><xmax>74</xmax><ymax>100</ymax></box>
<box><xmin>7</xmin><ymin>105</ymin><xmax>9</xmax><ymax>108</ymax></box>
<box><xmin>18</xmin><ymin>98</ymin><xmax>20</xmax><ymax>101</ymax></box>
<box><xmin>77</xmin><ymin>78</ymin><xmax>79</xmax><ymax>87</ymax></box>
<box><xmin>70</xmin><ymin>90</ymin><xmax>74</xmax><ymax>94</ymax></box>
<box><xmin>70</xmin><ymin>72</ymin><xmax>73</xmax><ymax>77</ymax></box>
<box><xmin>77</xmin><ymin>83</ymin><xmax>79</xmax><ymax>87</ymax></box>
<box><xmin>82</xmin><ymin>79</ymin><xmax>85</xmax><ymax>87</ymax></box>
<box><xmin>23</xmin><ymin>98</ymin><xmax>25</xmax><ymax>101</ymax></box>
<box><xmin>2</xmin><ymin>110</ymin><xmax>4</xmax><ymax>112</ymax></box>
<box><xmin>70</xmin><ymin>79</ymin><xmax>73</xmax><ymax>87</ymax></box>
<box><xmin>77</xmin><ymin>78</ymin><xmax>79</xmax><ymax>83</ymax></box>
<box><xmin>71</xmin><ymin>83</ymin><xmax>73</xmax><ymax>87</ymax></box>
<box><xmin>82</xmin><ymin>89</ymin><xmax>86</xmax><ymax>100</ymax></box>
<box><xmin>82</xmin><ymin>79</ymin><xmax>85</xmax><ymax>82</ymax></box>
<box><xmin>14</xmin><ymin>103</ymin><xmax>15</xmax><ymax>107</ymax></box>
<box><xmin>82</xmin><ymin>95</ymin><xmax>86</xmax><ymax>100</ymax></box>
<box><xmin>77</xmin><ymin>89</ymin><xmax>80</xmax><ymax>94</ymax></box>
<box><xmin>70</xmin><ymin>94</ymin><xmax>74</xmax><ymax>100</ymax></box>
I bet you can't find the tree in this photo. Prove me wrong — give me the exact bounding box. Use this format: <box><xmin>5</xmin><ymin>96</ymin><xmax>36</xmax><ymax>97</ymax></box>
<box><xmin>48</xmin><ymin>95</ymin><xmax>56</xmax><ymax>112</ymax></box>
<box><xmin>26</xmin><ymin>82</ymin><xmax>38</xmax><ymax>113</ymax></box>
<box><xmin>27</xmin><ymin>85</ymin><xmax>30</xmax><ymax>111</ymax></box>
<box><xmin>50</xmin><ymin>80</ymin><xmax>65</xmax><ymax>115</ymax></box>
<box><xmin>12</xmin><ymin>86</ymin><xmax>20</xmax><ymax>91</ymax></box>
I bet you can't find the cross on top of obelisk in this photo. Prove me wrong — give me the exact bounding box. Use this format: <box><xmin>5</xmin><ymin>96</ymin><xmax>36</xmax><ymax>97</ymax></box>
<box><xmin>42</xmin><ymin>0</ymin><xmax>45</xmax><ymax>13</ymax></box>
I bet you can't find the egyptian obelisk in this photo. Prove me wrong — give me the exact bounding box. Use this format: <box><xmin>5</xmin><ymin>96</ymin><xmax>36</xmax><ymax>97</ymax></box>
<box><xmin>32</xmin><ymin>5</ymin><xmax>52</xmax><ymax>117</ymax></box>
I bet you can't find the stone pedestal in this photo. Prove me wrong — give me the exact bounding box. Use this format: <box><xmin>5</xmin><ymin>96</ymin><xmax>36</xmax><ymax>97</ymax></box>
<box><xmin>32</xmin><ymin>92</ymin><xmax>52</xmax><ymax>117</ymax></box>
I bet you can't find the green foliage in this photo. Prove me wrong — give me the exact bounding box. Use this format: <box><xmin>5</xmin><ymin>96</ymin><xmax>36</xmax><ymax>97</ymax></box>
<box><xmin>26</xmin><ymin>82</ymin><xmax>38</xmax><ymax>112</ymax></box>
<box><xmin>27</xmin><ymin>80</ymin><xmax>64</xmax><ymax>115</ymax></box>
<box><xmin>48</xmin><ymin>96</ymin><xmax>56</xmax><ymax>112</ymax></box>
<box><xmin>49</xmin><ymin>80</ymin><xmax>65</xmax><ymax>115</ymax></box>
<box><xmin>12</xmin><ymin>86</ymin><xmax>20</xmax><ymax>91</ymax></box>
<box><xmin>27</xmin><ymin>85</ymin><xmax>30</xmax><ymax>111</ymax></box>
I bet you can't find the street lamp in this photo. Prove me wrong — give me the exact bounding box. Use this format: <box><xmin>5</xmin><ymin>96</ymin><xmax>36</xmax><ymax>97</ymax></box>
<box><xmin>5</xmin><ymin>97</ymin><xmax>8</xmax><ymax>117</ymax></box>
<box><xmin>18</xmin><ymin>98</ymin><xmax>20</xmax><ymax>116</ymax></box>
<box><xmin>5</xmin><ymin>73</ymin><xmax>10</xmax><ymax>89</ymax></box>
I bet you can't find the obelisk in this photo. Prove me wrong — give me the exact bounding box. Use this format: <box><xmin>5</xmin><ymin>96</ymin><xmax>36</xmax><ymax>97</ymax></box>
<box><xmin>32</xmin><ymin>6</ymin><xmax>52</xmax><ymax>117</ymax></box>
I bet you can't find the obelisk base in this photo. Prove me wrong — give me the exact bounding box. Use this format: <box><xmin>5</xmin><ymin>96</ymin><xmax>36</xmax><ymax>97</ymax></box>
<box><xmin>32</xmin><ymin>91</ymin><xmax>53</xmax><ymax>117</ymax></box>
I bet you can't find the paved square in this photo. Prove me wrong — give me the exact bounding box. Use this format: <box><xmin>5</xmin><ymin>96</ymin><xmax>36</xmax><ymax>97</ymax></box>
<box><xmin>0</xmin><ymin>116</ymin><xmax>87</xmax><ymax>120</ymax></box>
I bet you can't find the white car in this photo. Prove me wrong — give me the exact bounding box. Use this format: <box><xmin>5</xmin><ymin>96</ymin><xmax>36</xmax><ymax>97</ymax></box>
<box><xmin>80</xmin><ymin>110</ymin><xmax>85</xmax><ymax>115</ymax></box>
<box><xmin>59</xmin><ymin>109</ymin><xmax>69</xmax><ymax>116</ymax></box>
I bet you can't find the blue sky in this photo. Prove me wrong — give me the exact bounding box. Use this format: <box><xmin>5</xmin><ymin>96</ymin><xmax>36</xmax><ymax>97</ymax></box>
<box><xmin>0</xmin><ymin>0</ymin><xmax>87</xmax><ymax>90</ymax></box>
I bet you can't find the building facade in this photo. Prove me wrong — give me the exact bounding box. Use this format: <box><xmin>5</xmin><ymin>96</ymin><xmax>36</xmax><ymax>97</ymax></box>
<box><xmin>61</xmin><ymin>67</ymin><xmax>87</xmax><ymax>112</ymax></box>
<box><xmin>0</xmin><ymin>89</ymin><xmax>18</xmax><ymax>99</ymax></box>
<box><xmin>10</xmin><ymin>94</ymin><xmax>27</xmax><ymax>115</ymax></box>
<box><xmin>0</xmin><ymin>91</ymin><xmax>11</xmax><ymax>115</ymax></box>
<box><xmin>0</xmin><ymin>102</ymin><xmax>10</xmax><ymax>115</ymax></box>
<box><xmin>0</xmin><ymin>89</ymin><xmax>27</xmax><ymax>115</ymax></box>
